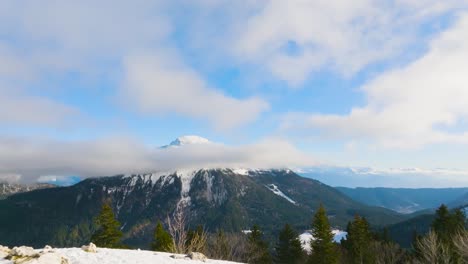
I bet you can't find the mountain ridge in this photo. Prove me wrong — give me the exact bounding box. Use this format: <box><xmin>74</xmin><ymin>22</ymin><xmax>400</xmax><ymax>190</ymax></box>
<box><xmin>0</xmin><ymin>168</ymin><xmax>404</xmax><ymax>249</ymax></box>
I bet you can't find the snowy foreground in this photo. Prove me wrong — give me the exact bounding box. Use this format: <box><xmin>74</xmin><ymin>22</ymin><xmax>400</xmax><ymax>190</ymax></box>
<box><xmin>0</xmin><ymin>245</ymin><xmax>242</xmax><ymax>264</ymax></box>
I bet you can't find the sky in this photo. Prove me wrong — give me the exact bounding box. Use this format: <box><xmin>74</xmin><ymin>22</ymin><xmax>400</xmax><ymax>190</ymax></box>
<box><xmin>2</xmin><ymin>0</ymin><xmax>468</xmax><ymax>186</ymax></box>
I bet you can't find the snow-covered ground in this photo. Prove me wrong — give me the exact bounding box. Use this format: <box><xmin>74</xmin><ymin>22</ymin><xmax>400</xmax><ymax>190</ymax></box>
<box><xmin>299</xmin><ymin>229</ymin><xmax>348</xmax><ymax>253</ymax></box>
<box><xmin>0</xmin><ymin>247</ymin><xmax>242</xmax><ymax>264</ymax></box>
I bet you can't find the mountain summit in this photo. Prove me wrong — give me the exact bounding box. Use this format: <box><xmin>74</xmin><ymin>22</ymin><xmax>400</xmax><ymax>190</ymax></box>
<box><xmin>162</xmin><ymin>135</ymin><xmax>212</xmax><ymax>148</ymax></box>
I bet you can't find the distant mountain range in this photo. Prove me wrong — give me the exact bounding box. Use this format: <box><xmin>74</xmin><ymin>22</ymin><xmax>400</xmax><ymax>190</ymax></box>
<box><xmin>297</xmin><ymin>166</ymin><xmax>468</xmax><ymax>188</ymax></box>
<box><xmin>0</xmin><ymin>169</ymin><xmax>404</xmax><ymax>249</ymax></box>
<box><xmin>335</xmin><ymin>187</ymin><xmax>468</xmax><ymax>214</ymax></box>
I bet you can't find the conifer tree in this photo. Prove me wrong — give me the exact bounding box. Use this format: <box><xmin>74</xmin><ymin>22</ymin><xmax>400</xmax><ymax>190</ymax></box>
<box><xmin>91</xmin><ymin>203</ymin><xmax>123</xmax><ymax>248</ymax></box>
<box><xmin>431</xmin><ymin>205</ymin><xmax>466</xmax><ymax>261</ymax></box>
<box><xmin>151</xmin><ymin>221</ymin><xmax>173</xmax><ymax>252</ymax></box>
<box><xmin>275</xmin><ymin>224</ymin><xmax>304</xmax><ymax>264</ymax></box>
<box><xmin>432</xmin><ymin>204</ymin><xmax>452</xmax><ymax>243</ymax></box>
<box><xmin>309</xmin><ymin>204</ymin><xmax>339</xmax><ymax>264</ymax></box>
<box><xmin>247</xmin><ymin>224</ymin><xmax>272</xmax><ymax>264</ymax></box>
<box><xmin>344</xmin><ymin>215</ymin><xmax>374</xmax><ymax>264</ymax></box>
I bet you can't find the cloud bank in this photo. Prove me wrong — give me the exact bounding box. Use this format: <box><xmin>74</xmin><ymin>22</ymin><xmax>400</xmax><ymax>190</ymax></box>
<box><xmin>0</xmin><ymin>136</ymin><xmax>315</xmax><ymax>183</ymax></box>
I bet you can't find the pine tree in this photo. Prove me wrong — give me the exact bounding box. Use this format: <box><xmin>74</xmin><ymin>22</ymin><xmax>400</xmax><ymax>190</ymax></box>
<box><xmin>344</xmin><ymin>215</ymin><xmax>374</xmax><ymax>264</ymax></box>
<box><xmin>431</xmin><ymin>205</ymin><xmax>466</xmax><ymax>261</ymax></box>
<box><xmin>90</xmin><ymin>203</ymin><xmax>123</xmax><ymax>248</ymax></box>
<box><xmin>275</xmin><ymin>224</ymin><xmax>304</xmax><ymax>264</ymax></box>
<box><xmin>247</xmin><ymin>225</ymin><xmax>272</xmax><ymax>264</ymax></box>
<box><xmin>151</xmin><ymin>221</ymin><xmax>173</xmax><ymax>252</ymax></box>
<box><xmin>309</xmin><ymin>204</ymin><xmax>339</xmax><ymax>264</ymax></box>
<box><xmin>432</xmin><ymin>204</ymin><xmax>451</xmax><ymax>243</ymax></box>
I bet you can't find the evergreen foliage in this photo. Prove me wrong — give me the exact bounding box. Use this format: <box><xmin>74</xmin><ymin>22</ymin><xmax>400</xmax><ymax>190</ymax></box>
<box><xmin>430</xmin><ymin>204</ymin><xmax>466</xmax><ymax>261</ymax></box>
<box><xmin>432</xmin><ymin>204</ymin><xmax>465</xmax><ymax>244</ymax></box>
<box><xmin>275</xmin><ymin>224</ymin><xmax>304</xmax><ymax>264</ymax></box>
<box><xmin>343</xmin><ymin>215</ymin><xmax>374</xmax><ymax>264</ymax></box>
<box><xmin>309</xmin><ymin>204</ymin><xmax>339</xmax><ymax>264</ymax></box>
<box><xmin>247</xmin><ymin>224</ymin><xmax>272</xmax><ymax>264</ymax></box>
<box><xmin>90</xmin><ymin>203</ymin><xmax>124</xmax><ymax>248</ymax></box>
<box><xmin>151</xmin><ymin>221</ymin><xmax>173</xmax><ymax>252</ymax></box>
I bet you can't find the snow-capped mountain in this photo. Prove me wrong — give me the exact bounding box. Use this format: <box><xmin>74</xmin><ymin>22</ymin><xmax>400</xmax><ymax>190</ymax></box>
<box><xmin>0</xmin><ymin>168</ymin><xmax>402</xmax><ymax>249</ymax></box>
<box><xmin>161</xmin><ymin>135</ymin><xmax>212</xmax><ymax>148</ymax></box>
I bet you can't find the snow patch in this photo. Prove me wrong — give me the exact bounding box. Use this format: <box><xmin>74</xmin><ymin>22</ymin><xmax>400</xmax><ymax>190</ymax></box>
<box><xmin>299</xmin><ymin>230</ymin><xmax>348</xmax><ymax>253</ymax></box>
<box><xmin>265</xmin><ymin>184</ymin><xmax>296</xmax><ymax>205</ymax></box>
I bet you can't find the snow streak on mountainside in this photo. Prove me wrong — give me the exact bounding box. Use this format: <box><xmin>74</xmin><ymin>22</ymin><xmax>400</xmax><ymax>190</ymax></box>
<box><xmin>265</xmin><ymin>184</ymin><xmax>297</xmax><ymax>204</ymax></box>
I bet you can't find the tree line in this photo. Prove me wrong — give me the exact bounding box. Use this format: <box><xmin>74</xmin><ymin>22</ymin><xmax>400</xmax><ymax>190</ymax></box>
<box><xmin>90</xmin><ymin>203</ymin><xmax>467</xmax><ymax>263</ymax></box>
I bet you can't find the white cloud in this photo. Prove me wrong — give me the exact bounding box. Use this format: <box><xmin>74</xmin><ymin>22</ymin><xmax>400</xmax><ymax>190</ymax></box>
<box><xmin>0</xmin><ymin>87</ymin><xmax>79</xmax><ymax>127</ymax></box>
<box><xmin>288</xmin><ymin>12</ymin><xmax>468</xmax><ymax>148</ymax></box>
<box><xmin>0</xmin><ymin>135</ymin><xmax>315</xmax><ymax>183</ymax></box>
<box><xmin>0</xmin><ymin>1</ymin><xmax>270</xmax><ymax>129</ymax></box>
<box><xmin>121</xmin><ymin>52</ymin><xmax>269</xmax><ymax>129</ymax></box>
<box><xmin>231</xmin><ymin>0</ymin><xmax>468</xmax><ymax>86</ymax></box>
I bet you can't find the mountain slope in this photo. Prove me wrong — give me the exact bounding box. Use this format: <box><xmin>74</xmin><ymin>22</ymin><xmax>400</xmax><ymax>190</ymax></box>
<box><xmin>0</xmin><ymin>182</ymin><xmax>55</xmax><ymax>199</ymax></box>
<box><xmin>336</xmin><ymin>187</ymin><xmax>468</xmax><ymax>213</ymax></box>
<box><xmin>0</xmin><ymin>169</ymin><xmax>404</xmax><ymax>249</ymax></box>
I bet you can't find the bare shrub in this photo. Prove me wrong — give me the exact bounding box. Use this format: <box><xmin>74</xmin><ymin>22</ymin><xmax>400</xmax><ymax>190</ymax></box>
<box><xmin>167</xmin><ymin>205</ymin><xmax>188</xmax><ymax>254</ymax></box>
<box><xmin>371</xmin><ymin>241</ymin><xmax>406</xmax><ymax>264</ymax></box>
<box><xmin>453</xmin><ymin>230</ymin><xmax>468</xmax><ymax>262</ymax></box>
<box><xmin>413</xmin><ymin>230</ymin><xmax>452</xmax><ymax>264</ymax></box>
<box><xmin>207</xmin><ymin>231</ymin><xmax>248</xmax><ymax>262</ymax></box>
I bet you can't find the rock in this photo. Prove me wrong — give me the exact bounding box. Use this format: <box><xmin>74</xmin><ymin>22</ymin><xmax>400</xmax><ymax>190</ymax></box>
<box><xmin>187</xmin><ymin>252</ymin><xmax>207</xmax><ymax>262</ymax></box>
<box><xmin>169</xmin><ymin>254</ymin><xmax>187</xmax><ymax>260</ymax></box>
<box><xmin>9</xmin><ymin>246</ymin><xmax>39</xmax><ymax>258</ymax></box>
<box><xmin>19</xmin><ymin>252</ymin><xmax>69</xmax><ymax>264</ymax></box>
<box><xmin>81</xmin><ymin>242</ymin><xmax>97</xmax><ymax>253</ymax></box>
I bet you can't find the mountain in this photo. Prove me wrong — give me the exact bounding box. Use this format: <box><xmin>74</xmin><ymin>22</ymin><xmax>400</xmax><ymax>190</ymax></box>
<box><xmin>448</xmin><ymin>192</ymin><xmax>468</xmax><ymax>208</ymax></box>
<box><xmin>335</xmin><ymin>187</ymin><xmax>468</xmax><ymax>213</ymax></box>
<box><xmin>161</xmin><ymin>135</ymin><xmax>212</xmax><ymax>148</ymax></box>
<box><xmin>0</xmin><ymin>169</ymin><xmax>404</xmax><ymax>249</ymax></box>
<box><xmin>0</xmin><ymin>182</ymin><xmax>55</xmax><ymax>199</ymax></box>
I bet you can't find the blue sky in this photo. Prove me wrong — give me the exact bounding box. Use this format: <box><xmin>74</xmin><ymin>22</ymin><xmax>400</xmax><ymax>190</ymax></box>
<box><xmin>2</xmin><ymin>1</ymin><xmax>468</xmax><ymax>186</ymax></box>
